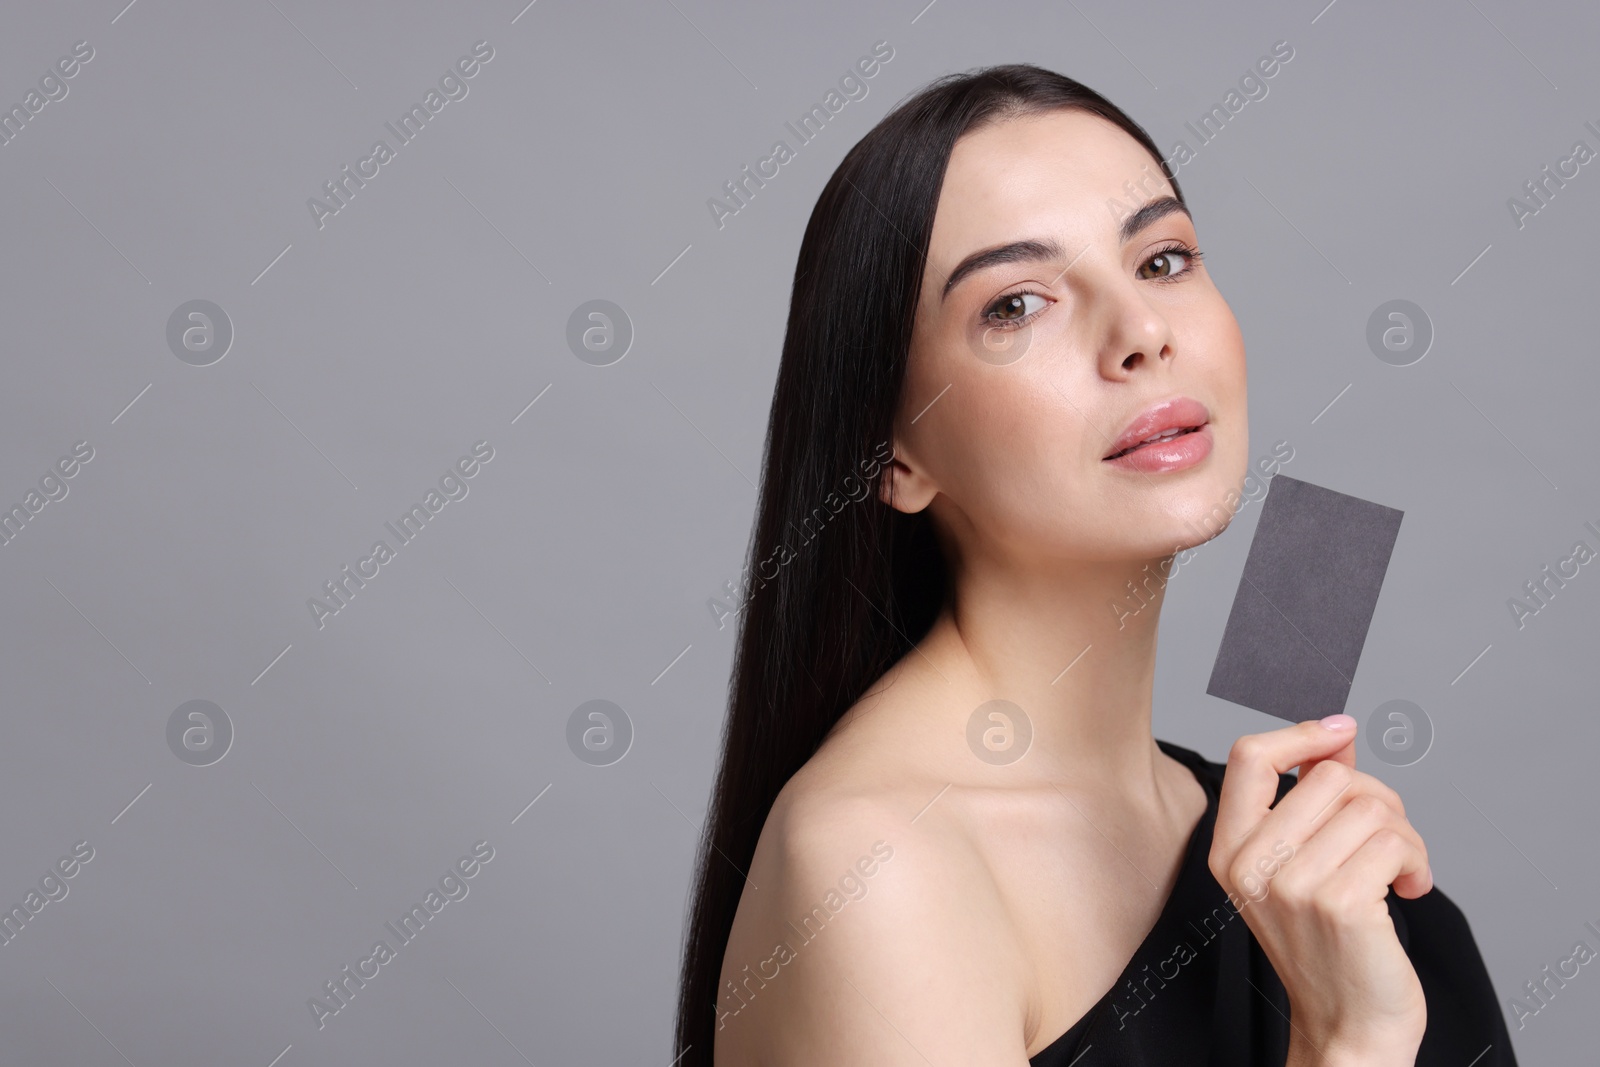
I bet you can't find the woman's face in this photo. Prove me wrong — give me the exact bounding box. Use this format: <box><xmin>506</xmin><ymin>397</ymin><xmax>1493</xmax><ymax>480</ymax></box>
<box><xmin>889</xmin><ymin>107</ymin><xmax>1250</xmax><ymax>566</ymax></box>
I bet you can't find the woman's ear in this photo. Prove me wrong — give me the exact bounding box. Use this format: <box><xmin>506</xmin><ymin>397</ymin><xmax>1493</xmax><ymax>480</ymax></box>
<box><xmin>877</xmin><ymin>444</ymin><xmax>938</xmax><ymax>514</ymax></box>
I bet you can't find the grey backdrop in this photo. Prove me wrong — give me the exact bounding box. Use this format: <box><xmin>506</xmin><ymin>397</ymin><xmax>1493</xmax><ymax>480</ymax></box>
<box><xmin>0</xmin><ymin>0</ymin><xmax>1595</xmax><ymax>1063</ymax></box>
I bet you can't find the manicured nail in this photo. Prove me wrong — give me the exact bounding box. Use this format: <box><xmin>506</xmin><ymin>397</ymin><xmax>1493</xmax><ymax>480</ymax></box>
<box><xmin>1320</xmin><ymin>714</ymin><xmax>1355</xmax><ymax>731</ymax></box>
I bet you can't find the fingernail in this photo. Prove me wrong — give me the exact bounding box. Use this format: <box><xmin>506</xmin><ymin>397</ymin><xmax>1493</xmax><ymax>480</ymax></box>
<box><xmin>1319</xmin><ymin>714</ymin><xmax>1355</xmax><ymax>731</ymax></box>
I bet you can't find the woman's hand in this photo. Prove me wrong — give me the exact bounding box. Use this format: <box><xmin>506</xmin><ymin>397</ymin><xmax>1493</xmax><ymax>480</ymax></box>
<box><xmin>1208</xmin><ymin>714</ymin><xmax>1433</xmax><ymax>1067</ymax></box>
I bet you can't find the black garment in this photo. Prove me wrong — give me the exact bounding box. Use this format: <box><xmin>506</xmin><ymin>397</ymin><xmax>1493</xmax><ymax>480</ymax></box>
<box><xmin>1028</xmin><ymin>740</ymin><xmax>1516</xmax><ymax>1066</ymax></box>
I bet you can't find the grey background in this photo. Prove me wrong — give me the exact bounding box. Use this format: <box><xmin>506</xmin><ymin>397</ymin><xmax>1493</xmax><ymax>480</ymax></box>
<box><xmin>0</xmin><ymin>0</ymin><xmax>1594</xmax><ymax>1063</ymax></box>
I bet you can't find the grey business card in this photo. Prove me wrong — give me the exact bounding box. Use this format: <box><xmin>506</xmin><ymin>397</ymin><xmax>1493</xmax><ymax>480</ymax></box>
<box><xmin>1205</xmin><ymin>475</ymin><xmax>1404</xmax><ymax>723</ymax></box>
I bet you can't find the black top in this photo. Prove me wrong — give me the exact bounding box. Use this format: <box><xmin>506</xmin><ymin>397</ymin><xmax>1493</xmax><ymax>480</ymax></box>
<box><xmin>1028</xmin><ymin>740</ymin><xmax>1516</xmax><ymax>1066</ymax></box>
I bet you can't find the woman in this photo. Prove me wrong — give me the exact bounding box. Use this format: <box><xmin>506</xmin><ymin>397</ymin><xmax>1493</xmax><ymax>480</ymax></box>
<box><xmin>675</xmin><ymin>64</ymin><xmax>1514</xmax><ymax>1065</ymax></box>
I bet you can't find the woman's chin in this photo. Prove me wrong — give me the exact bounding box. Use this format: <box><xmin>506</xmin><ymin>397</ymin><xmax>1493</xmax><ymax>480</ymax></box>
<box><xmin>1145</xmin><ymin>469</ymin><xmax>1253</xmax><ymax>554</ymax></box>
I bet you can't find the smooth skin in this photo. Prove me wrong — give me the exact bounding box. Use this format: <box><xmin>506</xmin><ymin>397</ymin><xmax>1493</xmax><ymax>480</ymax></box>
<box><xmin>713</xmin><ymin>109</ymin><xmax>1430</xmax><ymax>1066</ymax></box>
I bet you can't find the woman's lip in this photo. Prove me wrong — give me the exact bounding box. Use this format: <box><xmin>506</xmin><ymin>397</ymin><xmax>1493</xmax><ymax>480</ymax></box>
<box><xmin>1102</xmin><ymin>422</ymin><xmax>1207</xmax><ymax>461</ymax></box>
<box><xmin>1103</xmin><ymin>423</ymin><xmax>1213</xmax><ymax>472</ymax></box>
<box><xmin>1103</xmin><ymin>396</ymin><xmax>1212</xmax><ymax>460</ymax></box>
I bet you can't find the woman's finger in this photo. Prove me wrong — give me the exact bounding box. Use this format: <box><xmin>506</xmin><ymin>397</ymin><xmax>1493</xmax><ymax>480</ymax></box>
<box><xmin>1326</xmin><ymin>826</ymin><xmax>1431</xmax><ymax>906</ymax></box>
<box><xmin>1270</xmin><ymin>792</ymin><xmax>1425</xmax><ymax>888</ymax></box>
<box><xmin>1293</xmin><ymin>731</ymin><xmax>1357</xmax><ymax>788</ymax></box>
<box><xmin>1213</xmin><ymin>715</ymin><xmax>1359</xmax><ymax>849</ymax></box>
<box><xmin>1266</xmin><ymin>759</ymin><xmax>1407</xmax><ymax>838</ymax></box>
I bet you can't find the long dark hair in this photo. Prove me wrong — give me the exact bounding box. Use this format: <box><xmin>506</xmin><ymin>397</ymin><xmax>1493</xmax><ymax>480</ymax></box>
<box><xmin>674</xmin><ymin>63</ymin><xmax>1184</xmax><ymax>1063</ymax></box>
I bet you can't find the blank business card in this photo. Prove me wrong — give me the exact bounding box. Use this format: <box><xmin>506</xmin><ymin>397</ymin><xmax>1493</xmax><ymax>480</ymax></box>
<box><xmin>1205</xmin><ymin>475</ymin><xmax>1405</xmax><ymax>723</ymax></box>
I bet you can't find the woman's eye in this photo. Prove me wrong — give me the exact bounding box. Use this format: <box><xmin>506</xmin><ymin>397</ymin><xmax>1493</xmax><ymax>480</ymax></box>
<box><xmin>1138</xmin><ymin>248</ymin><xmax>1192</xmax><ymax>280</ymax></box>
<box><xmin>985</xmin><ymin>291</ymin><xmax>1048</xmax><ymax>322</ymax></box>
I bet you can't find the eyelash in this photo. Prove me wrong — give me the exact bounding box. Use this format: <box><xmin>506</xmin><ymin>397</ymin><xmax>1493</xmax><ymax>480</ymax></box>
<box><xmin>979</xmin><ymin>241</ymin><xmax>1206</xmax><ymax>331</ymax></box>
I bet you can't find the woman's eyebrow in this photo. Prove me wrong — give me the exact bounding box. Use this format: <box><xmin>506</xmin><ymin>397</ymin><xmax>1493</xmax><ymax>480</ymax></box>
<box><xmin>940</xmin><ymin>237</ymin><xmax>1064</xmax><ymax>303</ymax></box>
<box><xmin>939</xmin><ymin>195</ymin><xmax>1193</xmax><ymax>304</ymax></box>
<box><xmin>1117</xmin><ymin>195</ymin><xmax>1191</xmax><ymax>245</ymax></box>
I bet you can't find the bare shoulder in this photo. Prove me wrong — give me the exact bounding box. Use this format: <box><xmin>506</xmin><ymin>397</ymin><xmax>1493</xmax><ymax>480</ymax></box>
<box><xmin>713</xmin><ymin>728</ymin><xmax>1034</xmax><ymax>1065</ymax></box>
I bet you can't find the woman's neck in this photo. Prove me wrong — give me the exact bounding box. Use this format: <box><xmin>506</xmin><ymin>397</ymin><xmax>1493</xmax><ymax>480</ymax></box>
<box><xmin>912</xmin><ymin>552</ymin><xmax>1178</xmax><ymax>796</ymax></box>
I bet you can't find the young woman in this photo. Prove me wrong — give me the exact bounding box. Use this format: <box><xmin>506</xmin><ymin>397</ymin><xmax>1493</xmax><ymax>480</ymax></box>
<box><xmin>675</xmin><ymin>64</ymin><xmax>1514</xmax><ymax>1066</ymax></box>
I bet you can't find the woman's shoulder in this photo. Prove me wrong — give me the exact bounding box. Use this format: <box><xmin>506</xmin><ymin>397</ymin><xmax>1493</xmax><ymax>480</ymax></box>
<box><xmin>714</xmin><ymin>732</ymin><xmax>1035</xmax><ymax>1060</ymax></box>
<box><xmin>761</xmin><ymin>697</ymin><xmax>1041</xmax><ymax>908</ymax></box>
<box><xmin>751</xmin><ymin>733</ymin><xmax>1020</xmax><ymax>947</ymax></box>
<box><xmin>763</xmin><ymin>683</ymin><xmax>1000</xmax><ymax>874</ymax></box>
